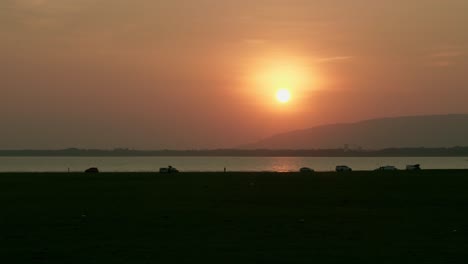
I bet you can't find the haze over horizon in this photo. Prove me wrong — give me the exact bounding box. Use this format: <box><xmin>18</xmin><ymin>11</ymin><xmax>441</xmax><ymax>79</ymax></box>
<box><xmin>2</xmin><ymin>0</ymin><xmax>468</xmax><ymax>149</ymax></box>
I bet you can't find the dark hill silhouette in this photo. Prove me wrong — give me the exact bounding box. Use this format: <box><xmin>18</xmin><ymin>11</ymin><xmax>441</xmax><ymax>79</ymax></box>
<box><xmin>244</xmin><ymin>114</ymin><xmax>468</xmax><ymax>149</ymax></box>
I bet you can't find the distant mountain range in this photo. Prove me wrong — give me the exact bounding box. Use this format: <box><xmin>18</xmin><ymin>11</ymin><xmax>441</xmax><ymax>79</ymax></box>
<box><xmin>2</xmin><ymin>114</ymin><xmax>468</xmax><ymax>156</ymax></box>
<box><xmin>244</xmin><ymin>114</ymin><xmax>468</xmax><ymax>149</ymax></box>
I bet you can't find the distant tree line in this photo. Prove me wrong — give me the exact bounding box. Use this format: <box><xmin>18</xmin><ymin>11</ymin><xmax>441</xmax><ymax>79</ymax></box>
<box><xmin>2</xmin><ymin>147</ymin><xmax>468</xmax><ymax>157</ymax></box>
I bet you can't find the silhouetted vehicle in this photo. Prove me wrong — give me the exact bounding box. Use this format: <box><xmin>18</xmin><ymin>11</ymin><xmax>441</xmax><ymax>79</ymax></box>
<box><xmin>160</xmin><ymin>166</ymin><xmax>179</xmax><ymax>173</ymax></box>
<box><xmin>299</xmin><ymin>167</ymin><xmax>314</xmax><ymax>173</ymax></box>
<box><xmin>406</xmin><ymin>164</ymin><xmax>421</xmax><ymax>171</ymax></box>
<box><xmin>85</xmin><ymin>167</ymin><xmax>99</xmax><ymax>173</ymax></box>
<box><xmin>375</xmin><ymin>165</ymin><xmax>397</xmax><ymax>171</ymax></box>
<box><xmin>336</xmin><ymin>165</ymin><xmax>352</xmax><ymax>172</ymax></box>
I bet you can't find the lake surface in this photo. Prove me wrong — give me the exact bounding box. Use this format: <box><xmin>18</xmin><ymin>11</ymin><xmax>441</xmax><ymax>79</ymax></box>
<box><xmin>1</xmin><ymin>156</ymin><xmax>468</xmax><ymax>172</ymax></box>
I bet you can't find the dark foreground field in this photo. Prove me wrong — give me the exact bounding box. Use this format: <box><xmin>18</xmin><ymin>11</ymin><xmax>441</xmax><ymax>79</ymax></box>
<box><xmin>1</xmin><ymin>171</ymin><xmax>468</xmax><ymax>263</ymax></box>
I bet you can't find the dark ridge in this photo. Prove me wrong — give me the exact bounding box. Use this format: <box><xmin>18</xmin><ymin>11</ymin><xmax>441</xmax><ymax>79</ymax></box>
<box><xmin>243</xmin><ymin>114</ymin><xmax>468</xmax><ymax>149</ymax></box>
<box><xmin>2</xmin><ymin>147</ymin><xmax>468</xmax><ymax>157</ymax></box>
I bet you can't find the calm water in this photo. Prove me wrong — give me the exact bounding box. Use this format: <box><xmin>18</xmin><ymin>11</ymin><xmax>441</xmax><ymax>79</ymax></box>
<box><xmin>0</xmin><ymin>156</ymin><xmax>467</xmax><ymax>172</ymax></box>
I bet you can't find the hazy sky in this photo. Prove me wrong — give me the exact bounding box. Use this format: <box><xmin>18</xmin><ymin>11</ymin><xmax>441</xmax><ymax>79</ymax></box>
<box><xmin>1</xmin><ymin>0</ymin><xmax>468</xmax><ymax>149</ymax></box>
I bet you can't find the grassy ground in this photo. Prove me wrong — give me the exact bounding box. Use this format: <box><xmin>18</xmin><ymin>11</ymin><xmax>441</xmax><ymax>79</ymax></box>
<box><xmin>1</xmin><ymin>171</ymin><xmax>468</xmax><ymax>263</ymax></box>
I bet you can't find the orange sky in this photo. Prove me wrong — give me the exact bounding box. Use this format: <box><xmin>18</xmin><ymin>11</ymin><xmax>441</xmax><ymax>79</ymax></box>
<box><xmin>1</xmin><ymin>0</ymin><xmax>468</xmax><ymax>149</ymax></box>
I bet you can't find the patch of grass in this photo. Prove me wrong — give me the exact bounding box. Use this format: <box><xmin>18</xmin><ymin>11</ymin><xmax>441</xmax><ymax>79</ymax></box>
<box><xmin>1</xmin><ymin>171</ymin><xmax>468</xmax><ymax>263</ymax></box>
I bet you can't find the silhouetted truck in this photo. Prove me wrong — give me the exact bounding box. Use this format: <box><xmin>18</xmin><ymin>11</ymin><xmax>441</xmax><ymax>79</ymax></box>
<box><xmin>159</xmin><ymin>166</ymin><xmax>179</xmax><ymax>173</ymax></box>
<box><xmin>375</xmin><ymin>166</ymin><xmax>397</xmax><ymax>171</ymax></box>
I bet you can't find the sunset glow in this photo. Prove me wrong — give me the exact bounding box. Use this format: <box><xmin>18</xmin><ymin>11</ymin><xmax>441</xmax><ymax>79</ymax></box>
<box><xmin>254</xmin><ymin>60</ymin><xmax>311</xmax><ymax>94</ymax></box>
<box><xmin>2</xmin><ymin>0</ymin><xmax>468</xmax><ymax>150</ymax></box>
<box><xmin>247</xmin><ymin>57</ymin><xmax>315</xmax><ymax>112</ymax></box>
<box><xmin>276</xmin><ymin>89</ymin><xmax>291</xmax><ymax>103</ymax></box>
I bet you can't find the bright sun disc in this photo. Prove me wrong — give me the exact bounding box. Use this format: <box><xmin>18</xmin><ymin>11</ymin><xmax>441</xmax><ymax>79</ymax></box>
<box><xmin>276</xmin><ymin>89</ymin><xmax>291</xmax><ymax>103</ymax></box>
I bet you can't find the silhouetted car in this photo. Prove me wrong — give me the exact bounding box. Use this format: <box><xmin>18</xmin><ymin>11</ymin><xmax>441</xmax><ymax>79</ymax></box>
<box><xmin>375</xmin><ymin>166</ymin><xmax>397</xmax><ymax>171</ymax></box>
<box><xmin>336</xmin><ymin>165</ymin><xmax>352</xmax><ymax>172</ymax></box>
<box><xmin>406</xmin><ymin>164</ymin><xmax>421</xmax><ymax>171</ymax></box>
<box><xmin>299</xmin><ymin>167</ymin><xmax>314</xmax><ymax>173</ymax></box>
<box><xmin>85</xmin><ymin>167</ymin><xmax>99</xmax><ymax>173</ymax></box>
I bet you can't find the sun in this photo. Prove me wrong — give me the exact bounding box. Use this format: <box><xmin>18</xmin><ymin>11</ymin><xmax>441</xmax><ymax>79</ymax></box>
<box><xmin>276</xmin><ymin>88</ymin><xmax>291</xmax><ymax>103</ymax></box>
